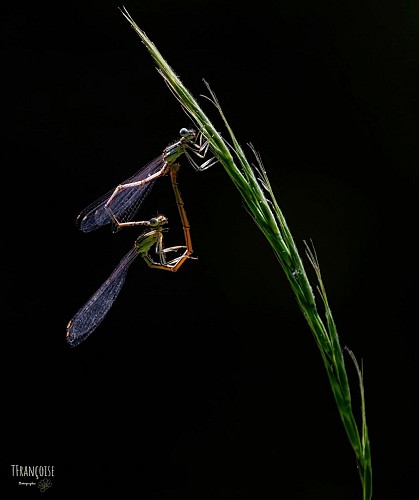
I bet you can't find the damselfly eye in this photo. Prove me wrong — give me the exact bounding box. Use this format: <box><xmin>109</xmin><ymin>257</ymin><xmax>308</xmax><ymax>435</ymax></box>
<box><xmin>179</xmin><ymin>127</ymin><xmax>190</xmax><ymax>137</ymax></box>
<box><xmin>150</xmin><ymin>215</ymin><xmax>168</xmax><ymax>227</ymax></box>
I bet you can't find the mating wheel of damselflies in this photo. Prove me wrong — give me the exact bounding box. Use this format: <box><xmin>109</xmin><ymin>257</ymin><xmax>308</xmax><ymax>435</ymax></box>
<box><xmin>67</xmin><ymin>161</ymin><xmax>195</xmax><ymax>346</ymax></box>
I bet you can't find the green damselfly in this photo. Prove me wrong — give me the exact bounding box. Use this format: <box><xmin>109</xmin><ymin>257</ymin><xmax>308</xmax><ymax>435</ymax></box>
<box><xmin>67</xmin><ymin>213</ymin><xmax>191</xmax><ymax>347</ymax></box>
<box><xmin>77</xmin><ymin>128</ymin><xmax>215</xmax><ymax>233</ymax></box>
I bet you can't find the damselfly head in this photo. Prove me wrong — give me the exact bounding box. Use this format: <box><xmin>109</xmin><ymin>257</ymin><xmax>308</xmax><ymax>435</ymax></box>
<box><xmin>179</xmin><ymin>127</ymin><xmax>196</xmax><ymax>139</ymax></box>
<box><xmin>149</xmin><ymin>215</ymin><xmax>168</xmax><ymax>227</ymax></box>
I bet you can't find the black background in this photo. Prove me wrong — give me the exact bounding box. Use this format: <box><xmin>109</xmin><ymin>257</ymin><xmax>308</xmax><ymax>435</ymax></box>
<box><xmin>2</xmin><ymin>1</ymin><xmax>418</xmax><ymax>498</ymax></box>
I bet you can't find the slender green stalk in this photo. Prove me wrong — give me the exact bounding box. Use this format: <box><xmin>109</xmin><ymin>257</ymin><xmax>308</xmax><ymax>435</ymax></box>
<box><xmin>119</xmin><ymin>7</ymin><xmax>372</xmax><ymax>498</ymax></box>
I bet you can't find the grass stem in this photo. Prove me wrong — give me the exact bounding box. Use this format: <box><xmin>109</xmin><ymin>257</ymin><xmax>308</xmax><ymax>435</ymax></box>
<box><xmin>119</xmin><ymin>7</ymin><xmax>372</xmax><ymax>498</ymax></box>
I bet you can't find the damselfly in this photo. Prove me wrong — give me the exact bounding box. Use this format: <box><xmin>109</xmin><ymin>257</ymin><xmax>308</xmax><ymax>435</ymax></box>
<box><xmin>77</xmin><ymin>128</ymin><xmax>215</xmax><ymax>233</ymax></box>
<box><xmin>66</xmin><ymin>214</ymin><xmax>191</xmax><ymax>347</ymax></box>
